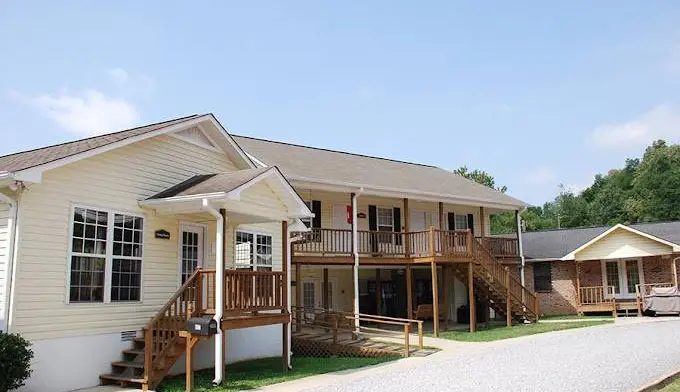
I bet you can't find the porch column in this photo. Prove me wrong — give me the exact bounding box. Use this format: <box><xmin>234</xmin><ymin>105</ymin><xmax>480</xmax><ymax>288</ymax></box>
<box><xmin>672</xmin><ymin>257</ymin><xmax>678</xmax><ymax>287</ymax></box>
<box><xmin>375</xmin><ymin>269</ymin><xmax>381</xmax><ymax>315</ymax></box>
<box><xmin>352</xmin><ymin>192</ymin><xmax>360</xmax><ymax>331</ymax></box>
<box><xmin>323</xmin><ymin>268</ymin><xmax>329</xmax><ymax>310</ymax></box>
<box><xmin>575</xmin><ymin>261</ymin><xmax>582</xmax><ymax>316</ymax></box>
<box><xmin>281</xmin><ymin>220</ymin><xmax>290</xmax><ymax>370</ymax></box>
<box><xmin>403</xmin><ymin>198</ymin><xmax>410</xmax><ymax>257</ymax></box>
<box><xmin>406</xmin><ymin>265</ymin><xmax>413</xmax><ymax>319</ymax></box>
<box><xmin>479</xmin><ymin>207</ymin><xmax>486</xmax><ymax>237</ymax></box>
<box><xmin>468</xmin><ymin>262</ymin><xmax>476</xmax><ymax>333</ymax></box>
<box><xmin>431</xmin><ymin>262</ymin><xmax>440</xmax><ymax>337</ymax></box>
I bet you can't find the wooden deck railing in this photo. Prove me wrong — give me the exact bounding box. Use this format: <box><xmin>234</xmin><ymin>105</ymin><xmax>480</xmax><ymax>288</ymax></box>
<box><xmin>224</xmin><ymin>269</ymin><xmax>286</xmax><ymax>313</ymax></box>
<box><xmin>478</xmin><ymin>237</ymin><xmax>519</xmax><ymax>258</ymax></box>
<box><xmin>293</xmin><ymin>227</ymin><xmax>474</xmax><ymax>258</ymax></box>
<box><xmin>579</xmin><ymin>286</ymin><xmax>616</xmax><ymax>305</ymax></box>
<box><xmin>291</xmin><ymin>306</ymin><xmax>423</xmax><ymax>358</ymax></box>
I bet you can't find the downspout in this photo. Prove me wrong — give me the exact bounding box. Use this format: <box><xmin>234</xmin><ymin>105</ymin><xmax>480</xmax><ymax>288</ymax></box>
<box><xmin>286</xmin><ymin>220</ymin><xmax>293</xmax><ymax>370</ymax></box>
<box><xmin>202</xmin><ymin>199</ymin><xmax>224</xmax><ymax>386</ymax></box>
<box><xmin>352</xmin><ymin>188</ymin><xmax>363</xmax><ymax>330</ymax></box>
<box><xmin>0</xmin><ymin>191</ymin><xmax>17</xmax><ymax>333</ymax></box>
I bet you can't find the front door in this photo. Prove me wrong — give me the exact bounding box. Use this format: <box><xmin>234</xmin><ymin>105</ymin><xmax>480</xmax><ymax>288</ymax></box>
<box><xmin>180</xmin><ymin>224</ymin><xmax>205</xmax><ymax>286</ymax></box>
<box><xmin>603</xmin><ymin>258</ymin><xmax>643</xmax><ymax>299</ymax></box>
<box><xmin>333</xmin><ymin>204</ymin><xmax>351</xmax><ymax>230</ymax></box>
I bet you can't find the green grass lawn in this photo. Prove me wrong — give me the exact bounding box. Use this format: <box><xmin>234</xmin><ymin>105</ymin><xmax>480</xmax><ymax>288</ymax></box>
<box><xmin>157</xmin><ymin>356</ymin><xmax>397</xmax><ymax>392</ymax></box>
<box><xmin>540</xmin><ymin>314</ymin><xmax>614</xmax><ymax>321</ymax></box>
<box><xmin>433</xmin><ymin>321</ymin><xmax>612</xmax><ymax>342</ymax></box>
<box><xmin>659</xmin><ymin>376</ymin><xmax>680</xmax><ymax>391</ymax></box>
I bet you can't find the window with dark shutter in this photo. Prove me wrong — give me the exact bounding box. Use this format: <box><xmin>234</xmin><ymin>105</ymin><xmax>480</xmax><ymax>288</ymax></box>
<box><xmin>447</xmin><ymin>212</ymin><xmax>455</xmax><ymax>231</ymax></box>
<box><xmin>393</xmin><ymin>207</ymin><xmax>402</xmax><ymax>245</ymax></box>
<box><xmin>533</xmin><ymin>262</ymin><xmax>552</xmax><ymax>292</ymax></box>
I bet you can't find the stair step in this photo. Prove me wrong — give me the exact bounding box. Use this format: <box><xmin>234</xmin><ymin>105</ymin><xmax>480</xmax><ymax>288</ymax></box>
<box><xmin>100</xmin><ymin>374</ymin><xmax>145</xmax><ymax>385</ymax></box>
<box><xmin>123</xmin><ymin>349</ymin><xmax>146</xmax><ymax>356</ymax></box>
<box><xmin>112</xmin><ymin>361</ymin><xmax>145</xmax><ymax>369</ymax></box>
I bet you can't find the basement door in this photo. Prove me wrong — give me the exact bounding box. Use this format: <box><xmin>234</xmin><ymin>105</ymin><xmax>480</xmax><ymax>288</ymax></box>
<box><xmin>179</xmin><ymin>224</ymin><xmax>205</xmax><ymax>286</ymax></box>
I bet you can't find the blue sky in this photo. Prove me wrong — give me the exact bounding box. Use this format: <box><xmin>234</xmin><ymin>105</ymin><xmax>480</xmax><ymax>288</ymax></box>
<box><xmin>2</xmin><ymin>1</ymin><xmax>680</xmax><ymax>206</ymax></box>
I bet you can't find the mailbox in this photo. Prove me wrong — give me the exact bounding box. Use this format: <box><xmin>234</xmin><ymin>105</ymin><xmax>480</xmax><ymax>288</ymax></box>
<box><xmin>187</xmin><ymin>317</ymin><xmax>218</xmax><ymax>336</ymax></box>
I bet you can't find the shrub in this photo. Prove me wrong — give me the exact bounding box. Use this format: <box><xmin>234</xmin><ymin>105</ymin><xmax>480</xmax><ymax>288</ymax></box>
<box><xmin>0</xmin><ymin>332</ymin><xmax>33</xmax><ymax>391</ymax></box>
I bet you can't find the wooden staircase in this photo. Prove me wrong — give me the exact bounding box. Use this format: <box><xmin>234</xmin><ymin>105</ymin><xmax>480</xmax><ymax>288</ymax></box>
<box><xmin>99</xmin><ymin>269</ymin><xmax>215</xmax><ymax>391</ymax></box>
<box><xmin>451</xmin><ymin>238</ymin><xmax>539</xmax><ymax>323</ymax></box>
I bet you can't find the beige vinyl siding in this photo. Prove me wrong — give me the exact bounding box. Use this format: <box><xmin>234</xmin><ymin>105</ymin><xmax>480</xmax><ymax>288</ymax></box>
<box><xmin>11</xmin><ymin>135</ymin><xmax>241</xmax><ymax>340</ymax></box>
<box><xmin>575</xmin><ymin>228</ymin><xmax>674</xmax><ymax>261</ymax></box>
<box><xmin>296</xmin><ymin>189</ymin><xmax>487</xmax><ymax>236</ymax></box>
<box><xmin>0</xmin><ymin>203</ymin><xmax>9</xmax><ymax>330</ymax></box>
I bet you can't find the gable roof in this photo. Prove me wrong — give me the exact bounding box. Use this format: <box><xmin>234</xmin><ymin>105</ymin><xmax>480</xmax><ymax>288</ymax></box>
<box><xmin>232</xmin><ymin>135</ymin><xmax>528</xmax><ymax>210</ymax></box>
<box><xmin>0</xmin><ymin>114</ymin><xmax>255</xmax><ymax>183</ymax></box>
<box><xmin>519</xmin><ymin>221</ymin><xmax>680</xmax><ymax>260</ymax></box>
<box><xmin>0</xmin><ymin>115</ymin><xmax>199</xmax><ymax>173</ymax></box>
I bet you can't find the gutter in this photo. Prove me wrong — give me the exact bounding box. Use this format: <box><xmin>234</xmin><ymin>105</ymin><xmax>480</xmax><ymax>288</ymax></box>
<box><xmin>201</xmin><ymin>199</ymin><xmax>225</xmax><ymax>386</ymax></box>
<box><xmin>0</xmin><ymin>191</ymin><xmax>17</xmax><ymax>333</ymax></box>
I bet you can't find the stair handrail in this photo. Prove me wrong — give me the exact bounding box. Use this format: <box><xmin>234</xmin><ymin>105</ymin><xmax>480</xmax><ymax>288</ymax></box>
<box><xmin>471</xmin><ymin>239</ymin><xmax>539</xmax><ymax>319</ymax></box>
<box><xmin>143</xmin><ymin>268</ymin><xmax>215</xmax><ymax>387</ymax></box>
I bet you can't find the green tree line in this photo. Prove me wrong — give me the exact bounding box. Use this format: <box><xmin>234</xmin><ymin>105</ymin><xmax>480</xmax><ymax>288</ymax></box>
<box><xmin>456</xmin><ymin>140</ymin><xmax>680</xmax><ymax>234</ymax></box>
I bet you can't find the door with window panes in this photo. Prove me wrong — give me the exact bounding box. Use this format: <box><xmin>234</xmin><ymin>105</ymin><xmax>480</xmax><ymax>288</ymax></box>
<box><xmin>180</xmin><ymin>225</ymin><xmax>204</xmax><ymax>285</ymax></box>
<box><xmin>603</xmin><ymin>258</ymin><xmax>643</xmax><ymax>299</ymax></box>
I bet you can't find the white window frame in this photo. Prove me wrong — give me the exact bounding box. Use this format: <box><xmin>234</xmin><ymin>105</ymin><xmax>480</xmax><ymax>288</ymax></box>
<box><xmin>66</xmin><ymin>204</ymin><xmax>145</xmax><ymax>304</ymax></box>
<box><xmin>454</xmin><ymin>214</ymin><xmax>469</xmax><ymax>231</ymax></box>
<box><xmin>234</xmin><ymin>229</ymin><xmax>274</xmax><ymax>271</ymax></box>
<box><xmin>600</xmin><ymin>258</ymin><xmax>645</xmax><ymax>299</ymax></box>
<box><xmin>377</xmin><ymin>206</ymin><xmax>394</xmax><ymax>232</ymax></box>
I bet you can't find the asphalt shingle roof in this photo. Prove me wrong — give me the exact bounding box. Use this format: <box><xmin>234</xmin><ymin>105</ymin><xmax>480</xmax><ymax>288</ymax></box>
<box><xmin>232</xmin><ymin>135</ymin><xmax>528</xmax><ymax>208</ymax></box>
<box><xmin>147</xmin><ymin>167</ymin><xmax>271</xmax><ymax>199</ymax></box>
<box><xmin>520</xmin><ymin>221</ymin><xmax>680</xmax><ymax>260</ymax></box>
<box><xmin>0</xmin><ymin>115</ymin><xmax>199</xmax><ymax>173</ymax></box>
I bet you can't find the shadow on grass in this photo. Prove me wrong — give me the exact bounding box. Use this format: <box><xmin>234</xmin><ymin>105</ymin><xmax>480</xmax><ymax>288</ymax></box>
<box><xmin>157</xmin><ymin>356</ymin><xmax>397</xmax><ymax>392</ymax></box>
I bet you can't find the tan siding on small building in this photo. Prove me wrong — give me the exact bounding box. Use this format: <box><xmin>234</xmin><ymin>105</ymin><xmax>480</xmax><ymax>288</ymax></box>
<box><xmin>10</xmin><ymin>135</ymin><xmax>249</xmax><ymax>340</ymax></box>
<box><xmin>575</xmin><ymin>228</ymin><xmax>673</xmax><ymax>261</ymax></box>
<box><xmin>0</xmin><ymin>203</ymin><xmax>9</xmax><ymax>329</ymax></box>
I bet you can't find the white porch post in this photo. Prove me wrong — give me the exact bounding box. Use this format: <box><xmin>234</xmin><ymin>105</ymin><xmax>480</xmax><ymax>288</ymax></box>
<box><xmin>202</xmin><ymin>200</ymin><xmax>225</xmax><ymax>385</ymax></box>
<box><xmin>516</xmin><ymin>210</ymin><xmax>526</xmax><ymax>287</ymax></box>
<box><xmin>0</xmin><ymin>192</ymin><xmax>17</xmax><ymax>333</ymax></box>
<box><xmin>286</xmin><ymin>220</ymin><xmax>293</xmax><ymax>368</ymax></box>
<box><xmin>352</xmin><ymin>191</ymin><xmax>360</xmax><ymax>330</ymax></box>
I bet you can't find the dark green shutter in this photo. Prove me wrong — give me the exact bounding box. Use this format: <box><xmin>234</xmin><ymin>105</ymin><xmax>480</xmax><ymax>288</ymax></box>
<box><xmin>312</xmin><ymin>200</ymin><xmax>322</xmax><ymax>228</ymax></box>
<box><xmin>447</xmin><ymin>212</ymin><xmax>455</xmax><ymax>231</ymax></box>
<box><xmin>393</xmin><ymin>207</ymin><xmax>402</xmax><ymax>245</ymax></box>
<box><xmin>368</xmin><ymin>205</ymin><xmax>378</xmax><ymax>253</ymax></box>
<box><xmin>467</xmin><ymin>214</ymin><xmax>474</xmax><ymax>234</ymax></box>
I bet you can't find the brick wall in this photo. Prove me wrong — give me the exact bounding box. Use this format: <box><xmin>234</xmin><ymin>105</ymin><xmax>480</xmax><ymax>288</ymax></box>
<box><xmin>527</xmin><ymin>261</ymin><xmax>578</xmax><ymax>315</ymax></box>
<box><xmin>642</xmin><ymin>256</ymin><xmax>676</xmax><ymax>284</ymax></box>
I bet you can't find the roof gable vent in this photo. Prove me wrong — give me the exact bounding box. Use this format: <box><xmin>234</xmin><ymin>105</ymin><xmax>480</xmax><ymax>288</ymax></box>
<box><xmin>172</xmin><ymin>127</ymin><xmax>219</xmax><ymax>151</ymax></box>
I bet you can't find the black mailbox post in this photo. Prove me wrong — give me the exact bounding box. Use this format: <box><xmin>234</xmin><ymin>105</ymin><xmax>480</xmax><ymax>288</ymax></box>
<box><xmin>187</xmin><ymin>317</ymin><xmax>218</xmax><ymax>336</ymax></box>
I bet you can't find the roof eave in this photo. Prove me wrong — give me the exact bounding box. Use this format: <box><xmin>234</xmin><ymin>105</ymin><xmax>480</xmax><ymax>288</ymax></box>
<box><xmin>288</xmin><ymin>175</ymin><xmax>527</xmax><ymax>211</ymax></box>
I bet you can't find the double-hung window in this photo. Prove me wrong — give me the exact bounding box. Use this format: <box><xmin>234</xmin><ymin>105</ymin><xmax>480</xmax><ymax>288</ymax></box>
<box><xmin>533</xmin><ymin>262</ymin><xmax>552</xmax><ymax>292</ymax></box>
<box><xmin>69</xmin><ymin>206</ymin><xmax>143</xmax><ymax>303</ymax></box>
<box><xmin>235</xmin><ymin>230</ymin><xmax>273</xmax><ymax>271</ymax></box>
<box><xmin>377</xmin><ymin>207</ymin><xmax>393</xmax><ymax>243</ymax></box>
<box><xmin>454</xmin><ymin>214</ymin><xmax>468</xmax><ymax>230</ymax></box>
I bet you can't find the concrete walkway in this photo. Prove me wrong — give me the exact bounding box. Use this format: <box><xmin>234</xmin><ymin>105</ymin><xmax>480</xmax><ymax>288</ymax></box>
<box><xmin>262</xmin><ymin>317</ymin><xmax>680</xmax><ymax>392</ymax></box>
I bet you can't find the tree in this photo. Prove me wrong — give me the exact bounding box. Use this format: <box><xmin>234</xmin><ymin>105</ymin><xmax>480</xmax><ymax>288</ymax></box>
<box><xmin>454</xmin><ymin>166</ymin><xmax>508</xmax><ymax>193</ymax></box>
<box><xmin>0</xmin><ymin>332</ymin><xmax>33</xmax><ymax>391</ymax></box>
<box><xmin>632</xmin><ymin>140</ymin><xmax>680</xmax><ymax>221</ymax></box>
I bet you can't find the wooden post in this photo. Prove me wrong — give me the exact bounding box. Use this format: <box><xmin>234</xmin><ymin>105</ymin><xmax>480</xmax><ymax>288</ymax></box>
<box><xmin>428</xmin><ymin>226</ymin><xmax>436</xmax><ymax>257</ymax></box>
<box><xmin>505</xmin><ymin>267</ymin><xmax>512</xmax><ymax>327</ymax></box>
<box><xmin>404</xmin><ymin>324</ymin><xmax>410</xmax><ymax>358</ymax></box>
<box><xmin>375</xmin><ymin>269</ymin><xmax>381</xmax><ymax>315</ymax></box>
<box><xmin>185</xmin><ymin>334</ymin><xmax>194</xmax><ymax>392</ymax></box>
<box><xmin>672</xmin><ymin>258</ymin><xmax>678</xmax><ymax>287</ymax></box>
<box><xmin>443</xmin><ymin>265</ymin><xmax>449</xmax><ymax>331</ymax></box>
<box><xmin>295</xmin><ymin>264</ymin><xmax>302</xmax><ymax>331</ymax></box>
<box><xmin>438</xmin><ymin>202</ymin><xmax>444</xmax><ymax>230</ymax></box>
<box><xmin>404</xmin><ymin>198</ymin><xmax>411</xmax><ymax>258</ymax></box>
<box><xmin>575</xmin><ymin>261</ymin><xmax>582</xmax><ymax>316</ymax></box>
<box><xmin>431</xmin><ymin>261</ymin><xmax>440</xmax><ymax>337</ymax></box>
<box><xmin>468</xmin><ymin>262</ymin><xmax>476</xmax><ymax>333</ymax></box>
<box><xmin>479</xmin><ymin>207</ymin><xmax>486</xmax><ymax>238</ymax></box>
<box><xmin>406</xmin><ymin>265</ymin><xmax>413</xmax><ymax>319</ymax></box>
<box><xmin>323</xmin><ymin>268</ymin><xmax>329</xmax><ymax>310</ymax></box>
<box><xmin>466</xmin><ymin>229</ymin><xmax>473</xmax><ymax>256</ymax></box>
<box><xmin>282</xmin><ymin>220</ymin><xmax>290</xmax><ymax>370</ymax></box>
<box><xmin>418</xmin><ymin>321</ymin><xmax>424</xmax><ymax>349</ymax></box>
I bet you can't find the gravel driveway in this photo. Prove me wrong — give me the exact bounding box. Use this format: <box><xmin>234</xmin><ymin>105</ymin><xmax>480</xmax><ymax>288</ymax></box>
<box><xmin>287</xmin><ymin>318</ymin><xmax>680</xmax><ymax>392</ymax></box>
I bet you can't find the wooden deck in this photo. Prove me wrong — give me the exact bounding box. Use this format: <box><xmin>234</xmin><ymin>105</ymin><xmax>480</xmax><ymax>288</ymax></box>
<box><xmin>577</xmin><ymin>283</ymin><xmax>679</xmax><ymax>316</ymax></box>
<box><xmin>292</xmin><ymin>227</ymin><xmax>519</xmax><ymax>264</ymax></box>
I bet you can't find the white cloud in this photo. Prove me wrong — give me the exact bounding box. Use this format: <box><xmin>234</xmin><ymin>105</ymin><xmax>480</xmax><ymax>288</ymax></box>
<box><xmin>32</xmin><ymin>89</ymin><xmax>140</xmax><ymax>136</ymax></box>
<box><xmin>106</xmin><ymin>68</ymin><xmax>129</xmax><ymax>84</ymax></box>
<box><xmin>524</xmin><ymin>166</ymin><xmax>556</xmax><ymax>185</ymax></box>
<box><xmin>589</xmin><ymin>105</ymin><xmax>680</xmax><ymax>150</ymax></box>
